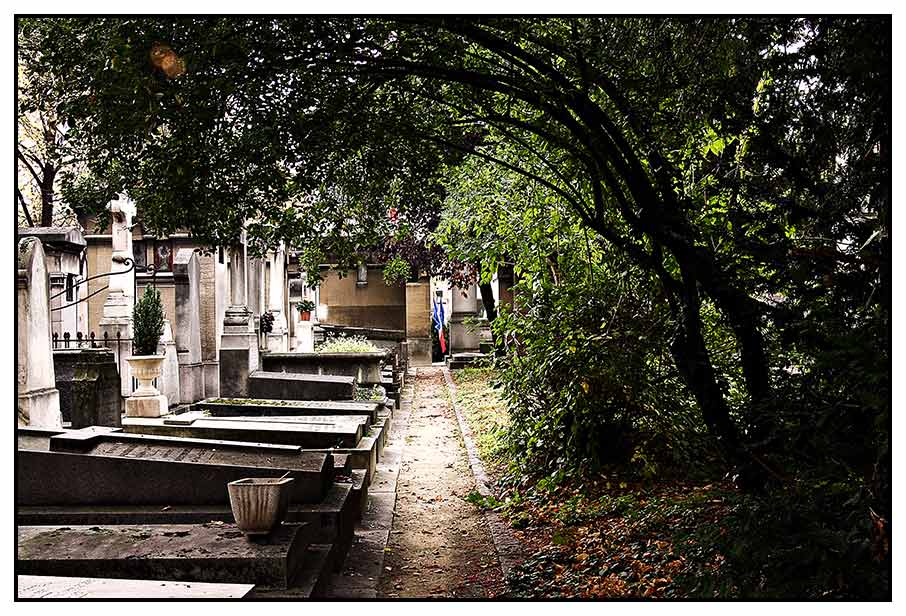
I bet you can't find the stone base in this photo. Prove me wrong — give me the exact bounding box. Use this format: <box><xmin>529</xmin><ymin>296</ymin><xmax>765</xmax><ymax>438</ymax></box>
<box><xmin>406</xmin><ymin>337</ymin><xmax>432</xmax><ymax>367</ymax></box>
<box><xmin>449</xmin><ymin>318</ymin><xmax>481</xmax><ymax>353</ymax></box>
<box><xmin>202</xmin><ymin>361</ymin><xmax>220</xmax><ymax>398</ymax></box>
<box><xmin>266</xmin><ymin>330</ymin><xmax>289</xmax><ymax>353</ymax></box>
<box><xmin>18</xmin><ymin>387</ymin><xmax>62</xmax><ymax>429</ymax></box>
<box><xmin>124</xmin><ymin>394</ymin><xmax>167</xmax><ymax>418</ymax></box>
<box><xmin>219</xmin><ymin>347</ymin><xmax>253</xmax><ymax>398</ymax></box>
<box><xmin>177</xmin><ymin>361</ymin><xmax>204</xmax><ymax>405</ymax></box>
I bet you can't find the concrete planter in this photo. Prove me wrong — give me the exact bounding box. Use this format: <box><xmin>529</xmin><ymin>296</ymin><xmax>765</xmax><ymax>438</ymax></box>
<box><xmin>228</xmin><ymin>477</ymin><xmax>294</xmax><ymax>536</ymax></box>
<box><xmin>125</xmin><ymin>355</ymin><xmax>167</xmax><ymax>417</ymax></box>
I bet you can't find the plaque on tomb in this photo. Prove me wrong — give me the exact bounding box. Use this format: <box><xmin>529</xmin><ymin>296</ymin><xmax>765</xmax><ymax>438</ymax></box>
<box><xmin>132</xmin><ymin>240</ymin><xmax>147</xmax><ymax>271</ymax></box>
<box><xmin>154</xmin><ymin>240</ymin><xmax>173</xmax><ymax>272</ymax></box>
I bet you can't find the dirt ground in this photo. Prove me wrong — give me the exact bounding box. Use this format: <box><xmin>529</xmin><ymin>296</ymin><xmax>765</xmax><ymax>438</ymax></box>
<box><xmin>377</xmin><ymin>368</ymin><xmax>506</xmax><ymax>598</ymax></box>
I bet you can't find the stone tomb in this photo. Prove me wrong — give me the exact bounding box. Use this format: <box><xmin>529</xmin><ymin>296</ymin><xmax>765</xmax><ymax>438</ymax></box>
<box><xmin>17</xmin><ymin>429</ymin><xmax>334</xmax><ymax>506</ymax></box>
<box><xmin>17</xmin><ymin>237</ymin><xmax>62</xmax><ymax>429</ymax></box>
<box><xmin>18</xmin><ymin>522</ymin><xmax>311</xmax><ymax>589</ymax></box>
<box><xmin>261</xmin><ymin>351</ymin><xmax>389</xmax><ymax>386</ymax></box>
<box><xmin>53</xmin><ymin>348</ymin><xmax>121</xmax><ymax>428</ymax></box>
<box><xmin>248</xmin><ymin>371</ymin><xmax>356</xmax><ymax>401</ymax></box>
<box><xmin>17</xmin><ymin>575</ymin><xmax>255</xmax><ymax>599</ymax></box>
<box><xmin>195</xmin><ymin>398</ymin><xmax>383</xmax><ymax>423</ymax></box>
<box><xmin>123</xmin><ymin>413</ymin><xmax>363</xmax><ymax>449</ymax></box>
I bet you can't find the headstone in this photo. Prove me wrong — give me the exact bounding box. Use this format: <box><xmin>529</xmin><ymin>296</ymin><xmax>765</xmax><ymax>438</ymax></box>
<box><xmin>53</xmin><ymin>348</ymin><xmax>121</xmax><ymax>428</ymax></box>
<box><xmin>449</xmin><ymin>277</ymin><xmax>482</xmax><ymax>352</ymax></box>
<box><xmin>405</xmin><ymin>279</ymin><xmax>432</xmax><ymax>366</ymax></box>
<box><xmin>220</xmin><ymin>239</ymin><xmax>259</xmax><ymax>397</ymax></box>
<box><xmin>17</xmin><ymin>237</ymin><xmax>62</xmax><ymax>428</ymax></box>
<box><xmin>248</xmin><ymin>371</ymin><xmax>356</xmax><ymax>401</ymax></box>
<box><xmin>158</xmin><ymin>320</ymin><xmax>180</xmax><ymax>407</ymax></box>
<box><xmin>266</xmin><ymin>246</ymin><xmax>289</xmax><ymax>352</ymax></box>
<box><xmin>98</xmin><ymin>197</ymin><xmax>137</xmax><ymax>398</ymax></box>
<box><xmin>173</xmin><ymin>248</ymin><xmax>204</xmax><ymax>403</ymax></box>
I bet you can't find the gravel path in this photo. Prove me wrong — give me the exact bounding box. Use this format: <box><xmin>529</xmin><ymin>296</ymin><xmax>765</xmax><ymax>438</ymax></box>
<box><xmin>377</xmin><ymin>368</ymin><xmax>505</xmax><ymax>598</ymax></box>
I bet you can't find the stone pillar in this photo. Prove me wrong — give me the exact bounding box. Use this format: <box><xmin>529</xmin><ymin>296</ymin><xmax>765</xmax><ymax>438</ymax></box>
<box><xmin>449</xmin><ymin>276</ymin><xmax>481</xmax><ymax>352</ymax></box>
<box><xmin>219</xmin><ymin>240</ymin><xmax>258</xmax><ymax>397</ymax></box>
<box><xmin>174</xmin><ymin>248</ymin><xmax>204</xmax><ymax>403</ymax></box>
<box><xmin>98</xmin><ymin>198</ymin><xmax>137</xmax><ymax>398</ymax></box>
<box><xmin>266</xmin><ymin>247</ymin><xmax>288</xmax><ymax>352</ymax></box>
<box><xmin>497</xmin><ymin>263</ymin><xmax>516</xmax><ymax>309</ymax></box>
<box><xmin>17</xmin><ymin>237</ymin><xmax>62</xmax><ymax>428</ymax></box>
<box><xmin>405</xmin><ymin>278</ymin><xmax>432</xmax><ymax>366</ymax></box>
<box><xmin>158</xmin><ymin>320</ymin><xmax>180</xmax><ymax>407</ymax></box>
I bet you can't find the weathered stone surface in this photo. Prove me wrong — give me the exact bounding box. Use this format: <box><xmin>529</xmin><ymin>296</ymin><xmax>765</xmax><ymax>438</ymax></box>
<box><xmin>123</xmin><ymin>414</ymin><xmax>362</xmax><ymax>448</ymax></box>
<box><xmin>248</xmin><ymin>371</ymin><xmax>355</xmax><ymax>401</ymax></box>
<box><xmin>17</xmin><ymin>575</ymin><xmax>254</xmax><ymax>599</ymax></box>
<box><xmin>53</xmin><ymin>349</ymin><xmax>121</xmax><ymax>428</ymax></box>
<box><xmin>18</xmin><ymin>431</ymin><xmax>332</xmax><ymax>506</ymax></box>
<box><xmin>261</xmin><ymin>351</ymin><xmax>389</xmax><ymax>386</ymax></box>
<box><xmin>17</xmin><ymin>482</ymin><xmax>359</xmax><ymax>551</ymax></box>
<box><xmin>174</xmin><ymin>248</ymin><xmax>205</xmax><ymax>404</ymax></box>
<box><xmin>17</xmin><ymin>237</ymin><xmax>62</xmax><ymax>428</ymax></box>
<box><xmin>196</xmin><ymin>398</ymin><xmax>380</xmax><ymax>423</ymax></box>
<box><xmin>17</xmin><ymin>523</ymin><xmax>310</xmax><ymax>589</ymax></box>
<box><xmin>158</xmin><ymin>320</ymin><xmax>181</xmax><ymax>407</ymax></box>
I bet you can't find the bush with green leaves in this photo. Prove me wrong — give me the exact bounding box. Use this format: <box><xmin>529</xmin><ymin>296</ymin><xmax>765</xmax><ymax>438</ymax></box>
<box><xmin>297</xmin><ymin>299</ymin><xmax>315</xmax><ymax>313</ymax></box>
<box><xmin>315</xmin><ymin>334</ymin><xmax>379</xmax><ymax>353</ymax></box>
<box><xmin>382</xmin><ymin>255</ymin><xmax>412</xmax><ymax>286</ymax></box>
<box><xmin>132</xmin><ymin>286</ymin><xmax>165</xmax><ymax>356</ymax></box>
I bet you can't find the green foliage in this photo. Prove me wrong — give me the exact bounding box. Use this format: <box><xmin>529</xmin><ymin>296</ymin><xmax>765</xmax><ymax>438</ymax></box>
<box><xmin>382</xmin><ymin>255</ymin><xmax>412</xmax><ymax>286</ymax></box>
<box><xmin>296</xmin><ymin>299</ymin><xmax>315</xmax><ymax>313</ymax></box>
<box><xmin>354</xmin><ymin>384</ymin><xmax>385</xmax><ymax>401</ymax></box>
<box><xmin>314</xmin><ymin>334</ymin><xmax>379</xmax><ymax>353</ymax></box>
<box><xmin>132</xmin><ymin>286</ymin><xmax>165</xmax><ymax>355</ymax></box>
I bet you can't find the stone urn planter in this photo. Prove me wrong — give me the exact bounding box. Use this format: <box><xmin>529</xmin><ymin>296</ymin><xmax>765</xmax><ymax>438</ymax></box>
<box><xmin>125</xmin><ymin>355</ymin><xmax>168</xmax><ymax>417</ymax></box>
<box><xmin>228</xmin><ymin>477</ymin><xmax>294</xmax><ymax>536</ymax></box>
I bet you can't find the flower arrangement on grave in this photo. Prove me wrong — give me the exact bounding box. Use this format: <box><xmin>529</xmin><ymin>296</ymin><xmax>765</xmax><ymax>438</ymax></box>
<box><xmin>132</xmin><ymin>286</ymin><xmax>165</xmax><ymax>356</ymax></box>
<box><xmin>297</xmin><ymin>299</ymin><xmax>315</xmax><ymax>321</ymax></box>
<box><xmin>260</xmin><ymin>310</ymin><xmax>275</xmax><ymax>334</ymax></box>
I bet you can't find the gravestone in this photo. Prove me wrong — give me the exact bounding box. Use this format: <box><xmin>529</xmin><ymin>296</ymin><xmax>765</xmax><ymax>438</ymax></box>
<box><xmin>266</xmin><ymin>245</ymin><xmax>289</xmax><ymax>352</ymax></box>
<box><xmin>174</xmin><ymin>248</ymin><xmax>204</xmax><ymax>403</ymax></box>
<box><xmin>97</xmin><ymin>197</ymin><xmax>136</xmax><ymax>398</ymax></box>
<box><xmin>158</xmin><ymin>320</ymin><xmax>180</xmax><ymax>407</ymax></box>
<box><xmin>405</xmin><ymin>279</ymin><xmax>432</xmax><ymax>366</ymax></box>
<box><xmin>53</xmin><ymin>348</ymin><xmax>121</xmax><ymax>428</ymax></box>
<box><xmin>17</xmin><ymin>237</ymin><xmax>62</xmax><ymax>428</ymax></box>
<box><xmin>220</xmin><ymin>239</ymin><xmax>259</xmax><ymax>397</ymax></box>
<box><xmin>249</xmin><ymin>371</ymin><xmax>356</xmax><ymax>401</ymax></box>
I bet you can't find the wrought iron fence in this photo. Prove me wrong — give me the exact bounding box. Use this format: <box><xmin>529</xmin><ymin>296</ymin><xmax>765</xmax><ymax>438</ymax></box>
<box><xmin>52</xmin><ymin>330</ymin><xmax>137</xmax><ymax>395</ymax></box>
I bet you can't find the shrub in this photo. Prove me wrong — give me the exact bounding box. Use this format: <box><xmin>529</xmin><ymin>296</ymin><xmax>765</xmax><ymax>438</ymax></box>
<box><xmin>133</xmin><ymin>286</ymin><xmax>165</xmax><ymax>355</ymax></box>
<box><xmin>315</xmin><ymin>334</ymin><xmax>379</xmax><ymax>353</ymax></box>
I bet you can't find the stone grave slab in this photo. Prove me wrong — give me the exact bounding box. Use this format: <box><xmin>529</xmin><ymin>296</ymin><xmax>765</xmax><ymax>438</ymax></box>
<box><xmin>18</xmin><ymin>523</ymin><xmax>309</xmax><ymax>589</ymax></box>
<box><xmin>123</xmin><ymin>414</ymin><xmax>362</xmax><ymax>448</ymax></box>
<box><xmin>17</xmin><ymin>575</ymin><xmax>254</xmax><ymax>599</ymax></box>
<box><xmin>18</xmin><ymin>431</ymin><xmax>332</xmax><ymax>506</ymax></box>
<box><xmin>248</xmin><ymin>371</ymin><xmax>355</xmax><ymax>401</ymax></box>
<box><xmin>196</xmin><ymin>398</ymin><xmax>382</xmax><ymax>423</ymax></box>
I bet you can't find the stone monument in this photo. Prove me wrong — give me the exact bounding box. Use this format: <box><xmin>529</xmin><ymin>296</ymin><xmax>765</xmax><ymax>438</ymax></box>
<box><xmin>174</xmin><ymin>248</ymin><xmax>204</xmax><ymax>403</ymax></box>
<box><xmin>98</xmin><ymin>197</ymin><xmax>137</xmax><ymax>398</ymax></box>
<box><xmin>219</xmin><ymin>238</ymin><xmax>259</xmax><ymax>397</ymax></box>
<box><xmin>17</xmin><ymin>237</ymin><xmax>63</xmax><ymax>428</ymax></box>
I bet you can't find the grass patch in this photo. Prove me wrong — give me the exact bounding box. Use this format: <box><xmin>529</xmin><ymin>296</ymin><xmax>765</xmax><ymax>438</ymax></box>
<box><xmin>451</xmin><ymin>367</ymin><xmax>510</xmax><ymax>476</ymax></box>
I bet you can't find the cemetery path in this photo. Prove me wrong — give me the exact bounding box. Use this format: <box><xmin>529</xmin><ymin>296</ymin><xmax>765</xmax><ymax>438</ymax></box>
<box><xmin>377</xmin><ymin>368</ymin><xmax>506</xmax><ymax>598</ymax></box>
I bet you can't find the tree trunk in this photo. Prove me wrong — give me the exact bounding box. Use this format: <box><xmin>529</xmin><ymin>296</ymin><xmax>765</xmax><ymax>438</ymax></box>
<box><xmin>669</xmin><ymin>265</ymin><xmax>743</xmax><ymax>461</ymax></box>
<box><xmin>40</xmin><ymin>165</ymin><xmax>55</xmax><ymax>227</ymax></box>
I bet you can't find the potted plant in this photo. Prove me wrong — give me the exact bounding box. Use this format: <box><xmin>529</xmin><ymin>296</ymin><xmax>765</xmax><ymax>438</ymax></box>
<box><xmin>125</xmin><ymin>286</ymin><xmax>167</xmax><ymax>417</ymax></box>
<box><xmin>228</xmin><ymin>476</ymin><xmax>295</xmax><ymax>536</ymax></box>
<box><xmin>297</xmin><ymin>299</ymin><xmax>315</xmax><ymax>321</ymax></box>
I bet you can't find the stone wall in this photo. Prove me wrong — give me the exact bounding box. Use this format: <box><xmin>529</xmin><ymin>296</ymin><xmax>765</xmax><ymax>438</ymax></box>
<box><xmin>318</xmin><ymin>266</ymin><xmax>406</xmax><ymax>330</ymax></box>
